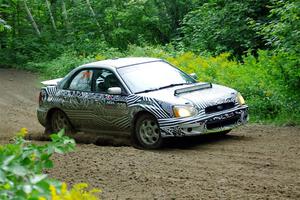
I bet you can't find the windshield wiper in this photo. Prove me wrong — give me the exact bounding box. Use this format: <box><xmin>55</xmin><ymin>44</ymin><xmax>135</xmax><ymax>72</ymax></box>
<box><xmin>135</xmin><ymin>88</ymin><xmax>160</xmax><ymax>94</ymax></box>
<box><xmin>135</xmin><ymin>83</ymin><xmax>190</xmax><ymax>94</ymax></box>
<box><xmin>157</xmin><ymin>83</ymin><xmax>189</xmax><ymax>90</ymax></box>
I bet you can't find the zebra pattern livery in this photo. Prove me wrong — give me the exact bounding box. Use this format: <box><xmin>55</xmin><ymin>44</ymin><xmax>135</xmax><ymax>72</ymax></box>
<box><xmin>38</xmin><ymin>82</ymin><xmax>248</xmax><ymax>138</ymax></box>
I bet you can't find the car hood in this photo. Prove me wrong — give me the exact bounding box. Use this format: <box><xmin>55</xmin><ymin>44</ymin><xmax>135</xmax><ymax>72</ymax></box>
<box><xmin>139</xmin><ymin>83</ymin><xmax>237</xmax><ymax>109</ymax></box>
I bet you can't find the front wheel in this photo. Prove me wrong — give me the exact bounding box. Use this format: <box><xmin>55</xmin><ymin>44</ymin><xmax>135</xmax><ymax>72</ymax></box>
<box><xmin>135</xmin><ymin>114</ymin><xmax>163</xmax><ymax>149</ymax></box>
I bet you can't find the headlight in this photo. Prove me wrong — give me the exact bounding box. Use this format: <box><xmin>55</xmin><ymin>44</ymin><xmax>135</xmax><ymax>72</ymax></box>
<box><xmin>237</xmin><ymin>92</ymin><xmax>245</xmax><ymax>105</ymax></box>
<box><xmin>173</xmin><ymin>105</ymin><xmax>198</xmax><ymax>118</ymax></box>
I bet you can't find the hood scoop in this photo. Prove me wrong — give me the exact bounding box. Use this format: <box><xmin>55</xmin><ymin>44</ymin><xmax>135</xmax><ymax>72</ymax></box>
<box><xmin>174</xmin><ymin>82</ymin><xmax>212</xmax><ymax>96</ymax></box>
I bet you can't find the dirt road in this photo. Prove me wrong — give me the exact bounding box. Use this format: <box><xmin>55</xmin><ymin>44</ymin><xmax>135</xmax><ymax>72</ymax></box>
<box><xmin>0</xmin><ymin>69</ymin><xmax>299</xmax><ymax>199</ymax></box>
<box><xmin>0</xmin><ymin>68</ymin><xmax>43</xmax><ymax>138</ymax></box>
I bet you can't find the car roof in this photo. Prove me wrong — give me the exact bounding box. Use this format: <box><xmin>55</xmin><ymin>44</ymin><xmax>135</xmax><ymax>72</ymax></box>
<box><xmin>82</xmin><ymin>57</ymin><xmax>162</xmax><ymax>69</ymax></box>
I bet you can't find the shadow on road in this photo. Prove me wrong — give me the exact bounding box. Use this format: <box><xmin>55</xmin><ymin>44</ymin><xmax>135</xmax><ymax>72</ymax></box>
<box><xmin>162</xmin><ymin>133</ymin><xmax>249</xmax><ymax>149</ymax></box>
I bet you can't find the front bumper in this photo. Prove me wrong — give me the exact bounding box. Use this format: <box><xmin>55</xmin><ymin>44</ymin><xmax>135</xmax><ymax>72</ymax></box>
<box><xmin>158</xmin><ymin>106</ymin><xmax>248</xmax><ymax>137</ymax></box>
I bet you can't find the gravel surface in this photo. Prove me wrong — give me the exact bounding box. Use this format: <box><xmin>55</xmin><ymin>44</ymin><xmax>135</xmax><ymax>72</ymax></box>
<box><xmin>0</xmin><ymin>69</ymin><xmax>299</xmax><ymax>199</ymax></box>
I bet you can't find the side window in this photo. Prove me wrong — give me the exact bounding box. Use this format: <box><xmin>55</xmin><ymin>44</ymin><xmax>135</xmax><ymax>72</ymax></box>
<box><xmin>69</xmin><ymin>70</ymin><xmax>93</xmax><ymax>92</ymax></box>
<box><xmin>93</xmin><ymin>69</ymin><xmax>122</xmax><ymax>93</ymax></box>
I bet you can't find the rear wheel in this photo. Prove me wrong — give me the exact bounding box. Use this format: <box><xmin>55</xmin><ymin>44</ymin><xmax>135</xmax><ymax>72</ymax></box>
<box><xmin>135</xmin><ymin>114</ymin><xmax>163</xmax><ymax>149</ymax></box>
<box><xmin>47</xmin><ymin>110</ymin><xmax>73</xmax><ymax>134</ymax></box>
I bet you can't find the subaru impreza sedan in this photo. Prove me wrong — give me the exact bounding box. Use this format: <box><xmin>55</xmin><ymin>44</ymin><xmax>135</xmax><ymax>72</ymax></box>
<box><xmin>37</xmin><ymin>57</ymin><xmax>248</xmax><ymax>149</ymax></box>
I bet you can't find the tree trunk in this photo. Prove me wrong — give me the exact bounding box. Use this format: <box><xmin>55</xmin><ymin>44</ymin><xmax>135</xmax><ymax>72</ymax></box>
<box><xmin>61</xmin><ymin>0</ymin><xmax>70</xmax><ymax>31</ymax></box>
<box><xmin>23</xmin><ymin>0</ymin><xmax>41</xmax><ymax>36</ymax></box>
<box><xmin>86</xmin><ymin>0</ymin><xmax>100</xmax><ymax>27</ymax></box>
<box><xmin>45</xmin><ymin>0</ymin><xmax>57</xmax><ymax>31</ymax></box>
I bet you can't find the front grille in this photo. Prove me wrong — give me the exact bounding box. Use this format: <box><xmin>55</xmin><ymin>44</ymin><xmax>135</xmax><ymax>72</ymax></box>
<box><xmin>206</xmin><ymin>115</ymin><xmax>240</xmax><ymax>130</ymax></box>
<box><xmin>205</xmin><ymin>102</ymin><xmax>235</xmax><ymax>114</ymax></box>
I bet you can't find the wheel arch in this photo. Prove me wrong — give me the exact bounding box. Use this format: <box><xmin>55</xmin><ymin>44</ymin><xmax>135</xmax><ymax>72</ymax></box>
<box><xmin>132</xmin><ymin>110</ymin><xmax>157</xmax><ymax>129</ymax></box>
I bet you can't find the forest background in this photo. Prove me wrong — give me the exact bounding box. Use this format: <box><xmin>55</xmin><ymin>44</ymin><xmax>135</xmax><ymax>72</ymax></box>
<box><xmin>0</xmin><ymin>0</ymin><xmax>299</xmax><ymax>125</ymax></box>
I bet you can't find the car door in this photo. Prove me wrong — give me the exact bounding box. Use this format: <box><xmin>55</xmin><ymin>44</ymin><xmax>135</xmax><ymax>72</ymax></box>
<box><xmin>89</xmin><ymin>68</ymin><xmax>130</xmax><ymax>133</ymax></box>
<box><xmin>61</xmin><ymin>69</ymin><xmax>95</xmax><ymax>130</ymax></box>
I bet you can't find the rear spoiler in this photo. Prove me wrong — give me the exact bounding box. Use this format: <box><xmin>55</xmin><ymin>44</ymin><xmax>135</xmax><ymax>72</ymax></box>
<box><xmin>41</xmin><ymin>78</ymin><xmax>63</xmax><ymax>86</ymax></box>
<box><xmin>174</xmin><ymin>82</ymin><xmax>212</xmax><ymax>95</ymax></box>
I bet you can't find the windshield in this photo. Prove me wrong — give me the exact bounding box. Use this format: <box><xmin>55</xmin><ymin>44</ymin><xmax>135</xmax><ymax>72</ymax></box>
<box><xmin>117</xmin><ymin>61</ymin><xmax>196</xmax><ymax>94</ymax></box>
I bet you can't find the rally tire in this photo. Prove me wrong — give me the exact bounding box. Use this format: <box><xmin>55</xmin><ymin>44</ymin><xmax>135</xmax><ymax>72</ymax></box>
<box><xmin>135</xmin><ymin>114</ymin><xmax>163</xmax><ymax>149</ymax></box>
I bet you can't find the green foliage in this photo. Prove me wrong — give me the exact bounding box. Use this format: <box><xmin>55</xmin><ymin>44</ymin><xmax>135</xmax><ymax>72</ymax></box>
<box><xmin>257</xmin><ymin>0</ymin><xmax>300</xmax><ymax>54</ymax></box>
<box><xmin>0</xmin><ymin>129</ymin><xmax>100</xmax><ymax>199</ymax></box>
<box><xmin>0</xmin><ymin>129</ymin><xmax>75</xmax><ymax>199</ymax></box>
<box><xmin>25</xmin><ymin>52</ymin><xmax>93</xmax><ymax>78</ymax></box>
<box><xmin>252</xmin><ymin>0</ymin><xmax>300</xmax><ymax>95</ymax></box>
<box><xmin>180</xmin><ymin>0</ymin><xmax>271</xmax><ymax>56</ymax></box>
<box><xmin>0</xmin><ymin>0</ymin><xmax>296</xmax><ymax>64</ymax></box>
<box><xmin>0</xmin><ymin>1</ymin><xmax>12</xmax><ymax>32</ymax></box>
<box><xmin>0</xmin><ymin>18</ymin><xmax>11</xmax><ymax>32</ymax></box>
<box><xmin>103</xmin><ymin>0</ymin><xmax>159</xmax><ymax>48</ymax></box>
<box><xmin>66</xmin><ymin>0</ymin><xmax>193</xmax><ymax>48</ymax></box>
<box><xmin>25</xmin><ymin>43</ymin><xmax>125</xmax><ymax>78</ymax></box>
<box><xmin>0</xmin><ymin>0</ymin><xmax>193</xmax><ymax>67</ymax></box>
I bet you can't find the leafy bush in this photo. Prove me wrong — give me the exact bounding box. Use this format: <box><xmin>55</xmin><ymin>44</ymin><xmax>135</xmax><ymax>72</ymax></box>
<box><xmin>25</xmin><ymin>52</ymin><xmax>94</xmax><ymax>79</ymax></box>
<box><xmin>25</xmin><ymin>40</ymin><xmax>125</xmax><ymax>79</ymax></box>
<box><xmin>0</xmin><ymin>128</ymin><xmax>100</xmax><ymax>200</ymax></box>
<box><xmin>179</xmin><ymin>0</ymin><xmax>270</xmax><ymax>56</ymax></box>
<box><xmin>257</xmin><ymin>0</ymin><xmax>300</xmax><ymax>54</ymax></box>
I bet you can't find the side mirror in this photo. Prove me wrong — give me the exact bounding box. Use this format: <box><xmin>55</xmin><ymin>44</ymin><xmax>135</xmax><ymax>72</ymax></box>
<box><xmin>107</xmin><ymin>87</ymin><xmax>122</xmax><ymax>95</ymax></box>
<box><xmin>189</xmin><ymin>73</ymin><xmax>198</xmax><ymax>80</ymax></box>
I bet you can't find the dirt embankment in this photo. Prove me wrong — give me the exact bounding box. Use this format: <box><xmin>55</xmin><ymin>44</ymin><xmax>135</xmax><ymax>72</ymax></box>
<box><xmin>0</xmin><ymin>69</ymin><xmax>299</xmax><ymax>199</ymax></box>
